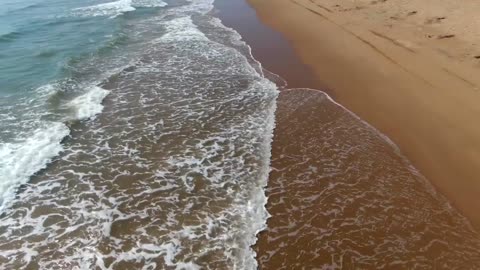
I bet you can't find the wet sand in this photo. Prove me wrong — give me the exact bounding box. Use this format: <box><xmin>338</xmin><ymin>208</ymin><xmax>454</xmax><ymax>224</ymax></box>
<box><xmin>214</xmin><ymin>0</ymin><xmax>322</xmax><ymax>90</ymax></box>
<box><xmin>215</xmin><ymin>0</ymin><xmax>480</xmax><ymax>268</ymax></box>
<box><xmin>258</xmin><ymin>89</ymin><xmax>480</xmax><ymax>269</ymax></box>
<box><xmin>247</xmin><ymin>0</ymin><xmax>480</xmax><ymax>230</ymax></box>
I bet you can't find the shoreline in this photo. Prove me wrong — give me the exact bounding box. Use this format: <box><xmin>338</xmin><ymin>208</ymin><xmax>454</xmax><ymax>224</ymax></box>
<box><xmin>213</xmin><ymin>0</ymin><xmax>322</xmax><ymax>91</ymax></box>
<box><xmin>214</xmin><ymin>0</ymin><xmax>480</xmax><ymax>268</ymax></box>
<box><xmin>256</xmin><ymin>86</ymin><xmax>480</xmax><ymax>268</ymax></box>
<box><xmin>247</xmin><ymin>0</ymin><xmax>480</xmax><ymax>230</ymax></box>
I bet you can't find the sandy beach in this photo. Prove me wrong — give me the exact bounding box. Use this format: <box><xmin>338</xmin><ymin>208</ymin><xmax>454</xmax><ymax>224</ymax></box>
<box><xmin>214</xmin><ymin>0</ymin><xmax>480</xmax><ymax>267</ymax></box>
<box><xmin>248</xmin><ymin>0</ymin><xmax>480</xmax><ymax>230</ymax></box>
<box><xmin>256</xmin><ymin>88</ymin><xmax>480</xmax><ymax>269</ymax></box>
<box><xmin>1</xmin><ymin>0</ymin><xmax>480</xmax><ymax>268</ymax></box>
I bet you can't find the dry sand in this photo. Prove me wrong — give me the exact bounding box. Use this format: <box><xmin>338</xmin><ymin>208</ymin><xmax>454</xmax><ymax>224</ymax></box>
<box><xmin>248</xmin><ymin>0</ymin><xmax>480</xmax><ymax>229</ymax></box>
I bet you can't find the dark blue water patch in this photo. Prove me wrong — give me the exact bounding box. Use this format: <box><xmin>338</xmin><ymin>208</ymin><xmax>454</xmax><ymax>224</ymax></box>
<box><xmin>5</xmin><ymin>3</ymin><xmax>45</xmax><ymax>15</ymax></box>
<box><xmin>0</xmin><ymin>31</ymin><xmax>23</xmax><ymax>43</ymax></box>
<box><xmin>35</xmin><ymin>49</ymin><xmax>58</xmax><ymax>59</ymax></box>
<box><xmin>42</xmin><ymin>16</ymin><xmax>92</xmax><ymax>27</ymax></box>
<box><xmin>0</xmin><ymin>0</ymin><xmax>43</xmax><ymax>17</ymax></box>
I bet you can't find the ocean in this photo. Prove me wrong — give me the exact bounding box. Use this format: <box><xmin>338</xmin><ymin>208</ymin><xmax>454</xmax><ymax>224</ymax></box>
<box><xmin>0</xmin><ymin>0</ymin><xmax>278</xmax><ymax>268</ymax></box>
<box><xmin>4</xmin><ymin>0</ymin><xmax>480</xmax><ymax>269</ymax></box>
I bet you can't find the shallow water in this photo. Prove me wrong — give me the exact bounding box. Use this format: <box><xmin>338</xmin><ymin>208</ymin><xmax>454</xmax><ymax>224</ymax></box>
<box><xmin>3</xmin><ymin>0</ymin><xmax>480</xmax><ymax>269</ymax></box>
<box><xmin>0</xmin><ymin>0</ymin><xmax>171</xmax><ymax>211</ymax></box>
<box><xmin>256</xmin><ymin>89</ymin><xmax>480</xmax><ymax>269</ymax></box>
<box><xmin>0</xmin><ymin>0</ymin><xmax>278</xmax><ymax>268</ymax></box>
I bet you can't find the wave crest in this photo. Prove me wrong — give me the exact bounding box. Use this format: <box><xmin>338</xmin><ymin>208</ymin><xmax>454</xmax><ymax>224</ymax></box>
<box><xmin>67</xmin><ymin>86</ymin><xmax>110</xmax><ymax>120</ymax></box>
<box><xmin>0</xmin><ymin>85</ymin><xmax>110</xmax><ymax>213</ymax></box>
<box><xmin>0</xmin><ymin>122</ymin><xmax>69</xmax><ymax>212</ymax></box>
<box><xmin>72</xmin><ymin>0</ymin><xmax>167</xmax><ymax>18</ymax></box>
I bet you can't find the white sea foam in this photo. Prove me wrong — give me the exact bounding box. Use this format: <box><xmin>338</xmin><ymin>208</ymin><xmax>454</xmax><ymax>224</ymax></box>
<box><xmin>182</xmin><ymin>0</ymin><xmax>214</xmax><ymax>14</ymax></box>
<box><xmin>159</xmin><ymin>17</ymin><xmax>209</xmax><ymax>42</ymax></box>
<box><xmin>154</xmin><ymin>14</ymin><xmax>278</xmax><ymax>269</ymax></box>
<box><xmin>0</xmin><ymin>122</ymin><xmax>70</xmax><ymax>212</ymax></box>
<box><xmin>73</xmin><ymin>0</ymin><xmax>135</xmax><ymax>18</ymax></box>
<box><xmin>73</xmin><ymin>0</ymin><xmax>167</xmax><ymax>18</ymax></box>
<box><xmin>0</xmin><ymin>1</ymin><xmax>278</xmax><ymax>268</ymax></box>
<box><xmin>132</xmin><ymin>0</ymin><xmax>168</xmax><ymax>8</ymax></box>
<box><xmin>67</xmin><ymin>86</ymin><xmax>110</xmax><ymax>120</ymax></box>
<box><xmin>34</xmin><ymin>83</ymin><xmax>59</xmax><ymax>97</ymax></box>
<box><xmin>0</xmin><ymin>85</ymin><xmax>109</xmax><ymax>213</ymax></box>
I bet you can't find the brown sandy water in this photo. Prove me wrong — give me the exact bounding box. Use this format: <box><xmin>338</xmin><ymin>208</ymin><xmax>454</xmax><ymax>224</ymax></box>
<box><xmin>216</xmin><ymin>0</ymin><xmax>480</xmax><ymax>269</ymax></box>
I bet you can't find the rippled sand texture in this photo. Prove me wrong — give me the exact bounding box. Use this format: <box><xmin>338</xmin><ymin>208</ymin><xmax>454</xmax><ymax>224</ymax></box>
<box><xmin>256</xmin><ymin>89</ymin><xmax>480</xmax><ymax>269</ymax></box>
<box><xmin>0</xmin><ymin>13</ymin><xmax>277</xmax><ymax>269</ymax></box>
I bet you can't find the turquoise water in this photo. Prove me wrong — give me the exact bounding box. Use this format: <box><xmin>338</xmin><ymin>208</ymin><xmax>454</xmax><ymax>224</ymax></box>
<box><xmin>0</xmin><ymin>0</ymin><xmax>122</xmax><ymax>95</ymax></box>
<box><xmin>0</xmin><ymin>0</ymin><xmax>170</xmax><ymax>207</ymax></box>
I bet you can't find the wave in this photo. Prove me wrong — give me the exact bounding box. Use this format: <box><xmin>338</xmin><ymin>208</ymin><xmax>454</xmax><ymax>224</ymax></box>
<box><xmin>0</xmin><ymin>85</ymin><xmax>110</xmax><ymax>213</ymax></box>
<box><xmin>72</xmin><ymin>0</ymin><xmax>167</xmax><ymax>18</ymax></box>
<box><xmin>72</xmin><ymin>0</ymin><xmax>136</xmax><ymax>18</ymax></box>
<box><xmin>0</xmin><ymin>122</ymin><xmax>69</xmax><ymax>212</ymax></box>
<box><xmin>67</xmin><ymin>86</ymin><xmax>110</xmax><ymax>120</ymax></box>
<box><xmin>132</xmin><ymin>0</ymin><xmax>168</xmax><ymax>8</ymax></box>
<box><xmin>0</xmin><ymin>31</ymin><xmax>22</xmax><ymax>43</ymax></box>
<box><xmin>0</xmin><ymin>0</ymin><xmax>274</xmax><ymax>268</ymax></box>
<box><xmin>36</xmin><ymin>49</ymin><xmax>58</xmax><ymax>58</ymax></box>
<box><xmin>0</xmin><ymin>3</ymin><xmax>42</xmax><ymax>17</ymax></box>
<box><xmin>9</xmin><ymin>3</ymin><xmax>43</xmax><ymax>13</ymax></box>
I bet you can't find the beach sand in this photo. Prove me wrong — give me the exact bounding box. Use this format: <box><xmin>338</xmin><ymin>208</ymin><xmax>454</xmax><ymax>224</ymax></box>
<box><xmin>256</xmin><ymin>88</ymin><xmax>480</xmax><ymax>269</ymax></box>
<box><xmin>215</xmin><ymin>0</ymin><xmax>480</xmax><ymax>268</ymax></box>
<box><xmin>247</xmin><ymin>0</ymin><xmax>480</xmax><ymax>230</ymax></box>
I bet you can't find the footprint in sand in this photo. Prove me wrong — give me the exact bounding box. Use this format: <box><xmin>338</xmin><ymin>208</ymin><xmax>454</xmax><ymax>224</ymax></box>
<box><xmin>426</xmin><ymin>34</ymin><xmax>455</xmax><ymax>40</ymax></box>
<box><xmin>437</xmin><ymin>34</ymin><xmax>455</xmax><ymax>39</ymax></box>
<box><xmin>339</xmin><ymin>6</ymin><xmax>365</xmax><ymax>12</ymax></box>
<box><xmin>389</xmin><ymin>11</ymin><xmax>416</xmax><ymax>22</ymax></box>
<box><xmin>370</xmin><ymin>0</ymin><xmax>387</xmax><ymax>5</ymax></box>
<box><xmin>426</xmin><ymin>16</ymin><xmax>446</xmax><ymax>24</ymax></box>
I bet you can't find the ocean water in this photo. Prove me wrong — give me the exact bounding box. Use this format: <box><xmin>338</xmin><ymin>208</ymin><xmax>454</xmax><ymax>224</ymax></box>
<box><xmin>5</xmin><ymin>0</ymin><xmax>480</xmax><ymax>269</ymax></box>
<box><xmin>0</xmin><ymin>0</ymin><xmax>278</xmax><ymax>268</ymax></box>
